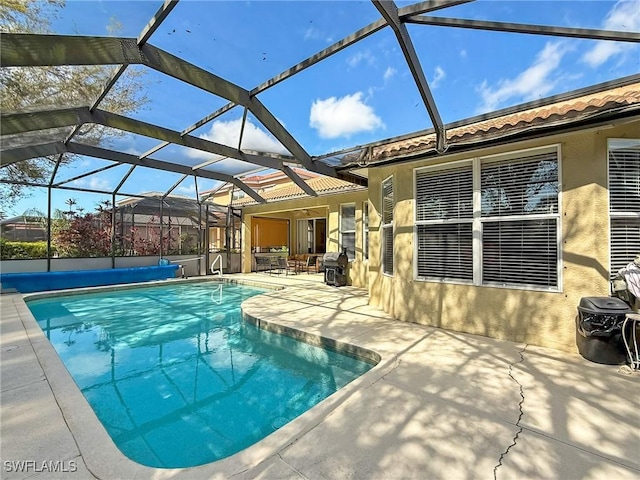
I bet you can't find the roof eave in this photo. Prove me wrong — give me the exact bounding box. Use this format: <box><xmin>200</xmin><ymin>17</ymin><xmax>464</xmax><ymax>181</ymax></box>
<box><xmin>339</xmin><ymin>105</ymin><xmax>640</xmax><ymax>170</ymax></box>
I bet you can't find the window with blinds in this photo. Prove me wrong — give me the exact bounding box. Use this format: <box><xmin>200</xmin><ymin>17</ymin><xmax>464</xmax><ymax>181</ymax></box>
<box><xmin>414</xmin><ymin>146</ymin><xmax>561</xmax><ymax>290</ymax></box>
<box><xmin>382</xmin><ymin>176</ymin><xmax>393</xmax><ymax>275</ymax></box>
<box><xmin>340</xmin><ymin>204</ymin><xmax>356</xmax><ymax>261</ymax></box>
<box><xmin>415</xmin><ymin>163</ymin><xmax>473</xmax><ymax>281</ymax></box>
<box><xmin>608</xmin><ymin>139</ymin><xmax>640</xmax><ymax>277</ymax></box>
<box><xmin>480</xmin><ymin>151</ymin><xmax>559</xmax><ymax>288</ymax></box>
<box><xmin>363</xmin><ymin>202</ymin><xmax>369</xmax><ymax>260</ymax></box>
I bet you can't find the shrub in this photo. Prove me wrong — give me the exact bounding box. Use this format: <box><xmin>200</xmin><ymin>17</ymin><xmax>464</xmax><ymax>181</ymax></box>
<box><xmin>0</xmin><ymin>238</ymin><xmax>52</xmax><ymax>259</ymax></box>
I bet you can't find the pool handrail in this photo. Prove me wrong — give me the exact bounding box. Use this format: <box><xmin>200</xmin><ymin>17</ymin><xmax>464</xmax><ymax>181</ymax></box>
<box><xmin>211</xmin><ymin>254</ymin><xmax>223</xmax><ymax>278</ymax></box>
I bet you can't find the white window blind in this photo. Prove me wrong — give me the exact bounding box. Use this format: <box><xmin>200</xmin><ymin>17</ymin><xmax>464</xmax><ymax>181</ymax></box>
<box><xmin>608</xmin><ymin>139</ymin><xmax>640</xmax><ymax>276</ymax></box>
<box><xmin>480</xmin><ymin>152</ymin><xmax>559</xmax><ymax>288</ymax></box>
<box><xmin>340</xmin><ymin>204</ymin><xmax>356</xmax><ymax>261</ymax></box>
<box><xmin>414</xmin><ymin>147</ymin><xmax>561</xmax><ymax>290</ymax></box>
<box><xmin>481</xmin><ymin>152</ymin><xmax>558</xmax><ymax>217</ymax></box>
<box><xmin>417</xmin><ymin>224</ymin><xmax>473</xmax><ymax>280</ymax></box>
<box><xmin>363</xmin><ymin>202</ymin><xmax>369</xmax><ymax>260</ymax></box>
<box><xmin>415</xmin><ymin>163</ymin><xmax>473</xmax><ymax>281</ymax></box>
<box><xmin>482</xmin><ymin>219</ymin><xmax>558</xmax><ymax>287</ymax></box>
<box><xmin>416</xmin><ymin>164</ymin><xmax>473</xmax><ymax>221</ymax></box>
<box><xmin>382</xmin><ymin>177</ymin><xmax>393</xmax><ymax>275</ymax></box>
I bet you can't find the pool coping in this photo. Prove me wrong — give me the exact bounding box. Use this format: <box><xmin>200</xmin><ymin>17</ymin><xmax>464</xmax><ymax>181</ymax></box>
<box><xmin>12</xmin><ymin>276</ymin><xmax>396</xmax><ymax>479</ymax></box>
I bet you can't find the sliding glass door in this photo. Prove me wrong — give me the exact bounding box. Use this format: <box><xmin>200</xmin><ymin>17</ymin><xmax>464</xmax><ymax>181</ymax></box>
<box><xmin>297</xmin><ymin>218</ymin><xmax>326</xmax><ymax>254</ymax></box>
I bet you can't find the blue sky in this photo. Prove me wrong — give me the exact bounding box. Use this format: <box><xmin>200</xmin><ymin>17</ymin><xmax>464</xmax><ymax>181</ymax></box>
<box><xmin>7</xmin><ymin>0</ymin><xmax>640</xmax><ymax>215</ymax></box>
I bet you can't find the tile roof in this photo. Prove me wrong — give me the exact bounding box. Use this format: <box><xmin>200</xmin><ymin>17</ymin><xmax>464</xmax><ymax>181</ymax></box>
<box><xmin>368</xmin><ymin>81</ymin><xmax>640</xmax><ymax>163</ymax></box>
<box><xmin>200</xmin><ymin>167</ymin><xmax>318</xmax><ymax>196</ymax></box>
<box><xmin>232</xmin><ymin>175</ymin><xmax>364</xmax><ymax>206</ymax></box>
<box><xmin>241</xmin><ymin>167</ymin><xmax>318</xmax><ymax>184</ymax></box>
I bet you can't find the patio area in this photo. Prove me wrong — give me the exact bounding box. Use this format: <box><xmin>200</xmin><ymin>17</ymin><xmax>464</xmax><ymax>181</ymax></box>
<box><xmin>1</xmin><ymin>273</ymin><xmax>638</xmax><ymax>479</ymax></box>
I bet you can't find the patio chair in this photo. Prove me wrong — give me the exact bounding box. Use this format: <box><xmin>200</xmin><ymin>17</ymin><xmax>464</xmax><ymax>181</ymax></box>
<box><xmin>276</xmin><ymin>256</ymin><xmax>296</xmax><ymax>275</ymax></box>
<box><xmin>305</xmin><ymin>255</ymin><xmax>319</xmax><ymax>274</ymax></box>
<box><xmin>274</xmin><ymin>257</ymin><xmax>289</xmax><ymax>274</ymax></box>
<box><xmin>255</xmin><ymin>256</ymin><xmax>273</xmax><ymax>274</ymax></box>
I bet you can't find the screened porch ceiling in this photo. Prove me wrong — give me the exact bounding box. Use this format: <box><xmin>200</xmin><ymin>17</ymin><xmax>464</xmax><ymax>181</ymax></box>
<box><xmin>1</xmin><ymin>0</ymin><xmax>639</xmax><ymax>206</ymax></box>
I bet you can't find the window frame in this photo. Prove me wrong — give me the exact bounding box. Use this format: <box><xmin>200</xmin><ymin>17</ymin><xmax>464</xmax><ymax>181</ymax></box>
<box><xmin>607</xmin><ymin>138</ymin><xmax>640</xmax><ymax>278</ymax></box>
<box><xmin>363</xmin><ymin>201</ymin><xmax>369</xmax><ymax>261</ymax></box>
<box><xmin>231</xmin><ymin>189</ymin><xmax>245</xmax><ymax>200</ymax></box>
<box><xmin>381</xmin><ymin>175</ymin><xmax>394</xmax><ymax>277</ymax></box>
<box><xmin>413</xmin><ymin>159</ymin><xmax>474</xmax><ymax>284</ymax></box>
<box><xmin>339</xmin><ymin>203</ymin><xmax>356</xmax><ymax>261</ymax></box>
<box><xmin>413</xmin><ymin>144</ymin><xmax>563</xmax><ymax>292</ymax></box>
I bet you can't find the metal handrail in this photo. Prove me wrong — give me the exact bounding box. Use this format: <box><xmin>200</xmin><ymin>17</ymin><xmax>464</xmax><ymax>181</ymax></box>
<box><xmin>210</xmin><ymin>254</ymin><xmax>223</xmax><ymax>278</ymax></box>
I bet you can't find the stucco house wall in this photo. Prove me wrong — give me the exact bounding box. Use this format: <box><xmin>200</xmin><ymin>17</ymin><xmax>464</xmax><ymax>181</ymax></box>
<box><xmin>367</xmin><ymin>120</ymin><xmax>638</xmax><ymax>353</ymax></box>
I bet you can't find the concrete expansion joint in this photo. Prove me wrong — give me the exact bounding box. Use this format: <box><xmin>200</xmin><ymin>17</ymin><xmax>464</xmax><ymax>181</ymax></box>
<box><xmin>371</xmin><ymin>357</ymin><xmax>402</xmax><ymax>388</ymax></box>
<box><xmin>493</xmin><ymin>344</ymin><xmax>527</xmax><ymax>480</ymax></box>
<box><xmin>275</xmin><ymin>453</ymin><xmax>309</xmax><ymax>479</ymax></box>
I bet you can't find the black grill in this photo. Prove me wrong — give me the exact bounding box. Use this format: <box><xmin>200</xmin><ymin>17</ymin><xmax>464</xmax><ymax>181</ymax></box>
<box><xmin>323</xmin><ymin>250</ymin><xmax>349</xmax><ymax>286</ymax></box>
<box><xmin>576</xmin><ymin>296</ymin><xmax>631</xmax><ymax>364</ymax></box>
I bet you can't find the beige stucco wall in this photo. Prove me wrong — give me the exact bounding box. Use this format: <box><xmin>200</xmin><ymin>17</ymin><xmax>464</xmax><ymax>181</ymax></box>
<box><xmin>241</xmin><ymin>190</ymin><xmax>369</xmax><ymax>287</ymax></box>
<box><xmin>367</xmin><ymin>120</ymin><xmax>639</xmax><ymax>353</ymax></box>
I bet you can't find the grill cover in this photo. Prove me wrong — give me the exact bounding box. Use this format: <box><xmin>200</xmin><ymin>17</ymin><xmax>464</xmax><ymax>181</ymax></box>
<box><xmin>577</xmin><ymin>296</ymin><xmax>631</xmax><ymax>337</ymax></box>
<box><xmin>578</xmin><ymin>297</ymin><xmax>631</xmax><ymax>315</ymax></box>
<box><xmin>323</xmin><ymin>251</ymin><xmax>348</xmax><ymax>268</ymax></box>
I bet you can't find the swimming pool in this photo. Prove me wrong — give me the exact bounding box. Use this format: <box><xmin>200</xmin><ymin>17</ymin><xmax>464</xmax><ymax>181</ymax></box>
<box><xmin>26</xmin><ymin>281</ymin><xmax>374</xmax><ymax>468</ymax></box>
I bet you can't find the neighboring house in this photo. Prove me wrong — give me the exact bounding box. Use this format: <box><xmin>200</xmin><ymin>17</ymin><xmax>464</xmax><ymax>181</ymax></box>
<box><xmin>203</xmin><ymin>168</ymin><xmax>320</xmax><ymax>206</ymax></box>
<box><xmin>0</xmin><ymin>209</ymin><xmax>47</xmax><ymax>242</ymax></box>
<box><xmin>240</xmin><ymin>77</ymin><xmax>640</xmax><ymax>353</ymax></box>
<box><xmin>114</xmin><ymin>193</ymin><xmax>227</xmax><ymax>256</ymax></box>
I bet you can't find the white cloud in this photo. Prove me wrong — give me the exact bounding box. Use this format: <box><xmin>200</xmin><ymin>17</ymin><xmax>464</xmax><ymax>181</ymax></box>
<box><xmin>190</xmin><ymin>118</ymin><xmax>288</xmax><ymax>160</ymax></box>
<box><xmin>383</xmin><ymin>66</ymin><xmax>397</xmax><ymax>82</ymax></box>
<box><xmin>460</xmin><ymin>49</ymin><xmax>467</xmax><ymax>58</ymax></box>
<box><xmin>431</xmin><ymin>66</ymin><xmax>445</xmax><ymax>89</ymax></box>
<box><xmin>176</xmin><ymin>184</ymin><xmax>196</xmax><ymax>195</ymax></box>
<box><xmin>302</xmin><ymin>25</ymin><xmax>333</xmax><ymax>43</ymax></box>
<box><xmin>346</xmin><ymin>50</ymin><xmax>375</xmax><ymax>68</ymax></box>
<box><xmin>304</xmin><ymin>26</ymin><xmax>321</xmax><ymax>41</ymax></box>
<box><xmin>476</xmin><ymin>41</ymin><xmax>569</xmax><ymax>113</ymax></box>
<box><xmin>70</xmin><ymin>177</ymin><xmax>112</xmax><ymax>191</ymax></box>
<box><xmin>582</xmin><ymin>0</ymin><xmax>640</xmax><ymax>67</ymax></box>
<box><xmin>309</xmin><ymin>92</ymin><xmax>384</xmax><ymax>139</ymax></box>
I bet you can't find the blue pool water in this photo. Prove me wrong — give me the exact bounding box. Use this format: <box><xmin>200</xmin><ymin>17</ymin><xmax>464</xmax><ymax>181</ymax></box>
<box><xmin>27</xmin><ymin>282</ymin><xmax>374</xmax><ymax>468</ymax></box>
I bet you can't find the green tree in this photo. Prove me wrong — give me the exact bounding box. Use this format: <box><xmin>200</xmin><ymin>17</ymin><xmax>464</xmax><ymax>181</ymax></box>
<box><xmin>52</xmin><ymin>199</ymin><xmax>115</xmax><ymax>257</ymax></box>
<box><xmin>0</xmin><ymin>0</ymin><xmax>148</xmax><ymax>210</ymax></box>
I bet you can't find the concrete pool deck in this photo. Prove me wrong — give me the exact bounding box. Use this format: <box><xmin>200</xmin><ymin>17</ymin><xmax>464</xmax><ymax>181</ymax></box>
<box><xmin>1</xmin><ymin>273</ymin><xmax>639</xmax><ymax>479</ymax></box>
